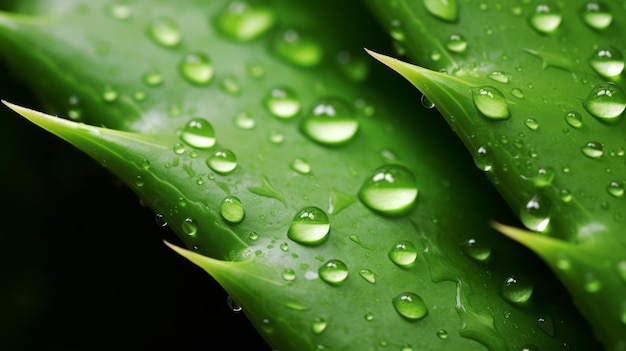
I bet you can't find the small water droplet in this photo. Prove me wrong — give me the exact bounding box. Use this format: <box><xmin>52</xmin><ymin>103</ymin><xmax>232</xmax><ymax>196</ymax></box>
<box><xmin>392</xmin><ymin>292</ymin><xmax>428</xmax><ymax>321</ymax></box>
<box><xmin>420</xmin><ymin>94</ymin><xmax>435</xmax><ymax>109</ymax></box>
<box><xmin>520</xmin><ymin>193</ymin><xmax>552</xmax><ymax>232</ymax></box>
<box><xmin>301</xmin><ymin>97</ymin><xmax>358</xmax><ymax>145</ymax></box>
<box><xmin>147</xmin><ymin>17</ymin><xmax>182</xmax><ymax>48</ymax></box>
<box><xmin>529</xmin><ymin>2</ymin><xmax>562</xmax><ymax>34</ymax></box>
<box><xmin>234</xmin><ymin>111</ymin><xmax>255</xmax><ymax>129</ymax></box>
<box><xmin>107</xmin><ymin>1</ymin><xmax>132</xmax><ymax>20</ymax></box>
<box><xmin>358</xmin><ymin>164</ymin><xmax>418</xmax><ymax>216</ymax></box>
<box><xmin>226</xmin><ymin>295</ymin><xmax>242</xmax><ymax>313</ymax></box>
<box><xmin>437</xmin><ymin>329</ymin><xmax>449</xmax><ymax>340</ymax></box>
<box><xmin>155</xmin><ymin>213</ymin><xmax>168</xmax><ymax>227</ymax></box>
<box><xmin>589</xmin><ymin>46</ymin><xmax>624</xmax><ymax>78</ymax></box>
<box><xmin>564</xmin><ymin>111</ymin><xmax>583</xmax><ymax>128</ymax></box>
<box><xmin>179</xmin><ymin>53</ymin><xmax>214</xmax><ymax>85</ymax></box>
<box><xmin>581</xmin><ymin>141</ymin><xmax>604</xmax><ymax>159</ymax></box>
<box><xmin>142</xmin><ymin>69</ymin><xmax>163</xmax><ymax>87</ymax></box>
<box><xmin>423</xmin><ymin>0</ymin><xmax>458</xmax><ymax>22</ymax></box>
<box><xmin>180</xmin><ymin>118</ymin><xmax>216</xmax><ymax>149</ymax></box>
<box><xmin>446</xmin><ymin>33</ymin><xmax>467</xmax><ymax>53</ymax></box>
<box><xmin>500</xmin><ymin>275</ymin><xmax>533</xmax><ymax>305</ymax></box>
<box><xmin>460</xmin><ymin>238</ymin><xmax>492</xmax><ymax>262</ymax></box>
<box><xmin>207</xmin><ymin>149</ymin><xmax>238</xmax><ymax>174</ymax></box>
<box><xmin>101</xmin><ymin>85</ymin><xmax>118</xmax><ymax>102</ymax></box>
<box><xmin>537</xmin><ymin>316</ymin><xmax>555</xmax><ymax>336</ymax></box>
<box><xmin>560</xmin><ymin>188</ymin><xmax>573</xmax><ymax>203</ymax></box>
<box><xmin>135</xmin><ymin>175</ymin><xmax>144</xmax><ymax>187</ymax></box>
<box><xmin>474</xmin><ymin>145</ymin><xmax>493</xmax><ymax>172</ymax></box>
<box><xmin>181</xmin><ymin>217</ymin><xmax>198</xmax><ymax>236</ymax></box>
<box><xmin>281</xmin><ymin>268</ymin><xmax>296</xmax><ymax>281</ymax></box>
<box><xmin>220</xmin><ymin>196</ymin><xmax>245</xmax><ymax>224</ymax></box>
<box><xmin>311</xmin><ymin>317</ymin><xmax>328</xmax><ymax>334</ymax></box>
<box><xmin>290</xmin><ymin>158</ymin><xmax>311</xmax><ymax>174</ymax></box>
<box><xmin>488</xmin><ymin>71</ymin><xmax>509</xmax><ymax>84</ymax></box>
<box><xmin>581</xmin><ymin>1</ymin><xmax>613</xmax><ymax>30</ymax></box>
<box><xmin>264</xmin><ymin>87</ymin><xmax>300</xmax><ymax>119</ymax></box>
<box><xmin>358</xmin><ymin>269</ymin><xmax>376</xmax><ymax>284</ymax></box>
<box><xmin>172</xmin><ymin>143</ymin><xmax>185</xmax><ymax>155</ymax></box>
<box><xmin>365</xmin><ymin>312</ymin><xmax>374</xmax><ymax>321</ymax></box>
<box><xmin>214</xmin><ymin>0</ymin><xmax>275</xmax><ymax>41</ymax></box>
<box><xmin>272</xmin><ymin>28</ymin><xmax>323</xmax><ymax>67</ymax></box>
<box><xmin>511</xmin><ymin>88</ymin><xmax>524</xmax><ymax>99</ymax></box>
<box><xmin>583</xmin><ymin>82</ymin><xmax>626</xmax><ymax>122</ymax></box>
<box><xmin>220</xmin><ymin>74</ymin><xmax>242</xmax><ymax>95</ymax></box>
<box><xmin>584</xmin><ymin>272</ymin><xmax>602</xmax><ymax>292</ymax></box>
<box><xmin>523</xmin><ymin>167</ymin><xmax>556</xmax><ymax>188</ymax></box>
<box><xmin>472</xmin><ymin>86</ymin><xmax>510</xmax><ymax>120</ymax></box>
<box><xmin>268</xmin><ymin>130</ymin><xmax>284</xmax><ymax>144</ymax></box>
<box><xmin>249</xmin><ymin>231</ymin><xmax>259</xmax><ymax>240</ymax></box>
<box><xmin>388</xmin><ymin>241</ymin><xmax>418</xmax><ymax>267</ymax></box>
<box><xmin>608</xmin><ymin>180</ymin><xmax>625</xmax><ymax>198</ymax></box>
<box><xmin>318</xmin><ymin>259</ymin><xmax>348</xmax><ymax>285</ymax></box>
<box><xmin>525</xmin><ymin>118</ymin><xmax>539</xmax><ymax>130</ymax></box>
<box><xmin>288</xmin><ymin>207</ymin><xmax>330</xmax><ymax>245</ymax></box>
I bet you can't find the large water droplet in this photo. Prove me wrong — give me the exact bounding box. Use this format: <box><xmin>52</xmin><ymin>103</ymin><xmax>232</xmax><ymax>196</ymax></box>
<box><xmin>581</xmin><ymin>1</ymin><xmax>613</xmax><ymax>30</ymax></box>
<box><xmin>519</xmin><ymin>193</ymin><xmax>552</xmax><ymax>232</ymax></box>
<box><xmin>583</xmin><ymin>82</ymin><xmax>626</xmax><ymax>122</ymax></box>
<box><xmin>529</xmin><ymin>2</ymin><xmax>562</xmax><ymax>34</ymax></box>
<box><xmin>272</xmin><ymin>28</ymin><xmax>323</xmax><ymax>67</ymax></box>
<box><xmin>147</xmin><ymin>17</ymin><xmax>182</xmax><ymax>48</ymax></box>
<box><xmin>472</xmin><ymin>86</ymin><xmax>510</xmax><ymax>120</ymax></box>
<box><xmin>318</xmin><ymin>259</ymin><xmax>348</xmax><ymax>285</ymax></box>
<box><xmin>288</xmin><ymin>207</ymin><xmax>330</xmax><ymax>245</ymax></box>
<box><xmin>392</xmin><ymin>292</ymin><xmax>428</xmax><ymax>321</ymax></box>
<box><xmin>388</xmin><ymin>241</ymin><xmax>418</xmax><ymax>267</ymax></box>
<box><xmin>180</xmin><ymin>118</ymin><xmax>216</xmax><ymax>149</ymax></box>
<box><xmin>179</xmin><ymin>53</ymin><xmax>214</xmax><ymax>85</ymax></box>
<box><xmin>220</xmin><ymin>196</ymin><xmax>245</xmax><ymax>224</ymax></box>
<box><xmin>460</xmin><ymin>238</ymin><xmax>492</xmax><ymax>262</ymax></box>
<box><xmin>358</xmin><ymin>164</ymin><xmax>418</xmax><ymax>216</ymax></box>
<box><xmin>214</xmin><ymin>0</ymin><xmax>276</xmax><ymax>41</ymax></box>
<box><xmin>500</xmin><ymin>275</ymin><xmax>533</xmax><ymax>305</ymax></box>
<box><xmin>423</xmin><ymin>0</ymin><xmax>458</xmax><ymax>22</ymax></box>
<box><xmin>264</xmin><ymin>87</ymin><xmax>300</xmax><ymax>119</ymax></box>
<box><xmin>301</xmin><ymin>97</ymin><xmax>358</xmax><ymax>145</ymax></box>
<box><xmin>207</xmin><ymin>149</ymin><xmax>238</xmax><ymax>174</ymax></box>
<box><xmin>581</xmin><ymin>141</ymin><xmax>604</xmax><ymax>159</ymax></box>
<box><xmin>589</xmin><ymin>46</ymin><xmax>624</xmax><ymax>78</ymax></box>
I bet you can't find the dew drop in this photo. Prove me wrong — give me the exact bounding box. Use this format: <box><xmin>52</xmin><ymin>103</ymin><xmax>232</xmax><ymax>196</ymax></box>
<box><xmin>358</xmin><ymin>164</ymin><xmax>418</xmax><ymax>216</ymax></box>
<box><xmin>488</xmin><ymin>71</ymin><xmax>509</xmax><ymax>84</ymax></box>
<box><xmin>500</xmin><ymin>275</ymin><xmax>533</xmax><ymax>305</ymax></box>
<box><xmin>147</xmin><ymin>17</ymin><xmax>181</xmax><ymax>48</ymax></box>
<box><xmin>525</xmin><ymin>118</ymin><xmax>539</xmax><ymax>131</ymax></box>
<box><xmin>172</xmin><ymin>143</ymin><xmax>185</xmax><ymax>155</ymax></box>
<box><xmin>365</xmin><ymin>312</ymin><xmax>375</xmax><ymax>321</ymax></box>
<box><xmin>312</xmin><ymin>317</ymin><xmax>328</xmax><ymax>334</ymax></box>
<box><xmin>288</xmin><ymin>207</ymin><xmax>330</xmax><ymax>245</ymax></box>
<box><xmin>318</xmin><ymin>259</ymin><xmax>348</xmax><ymax>285</ymax></box>
<box><xmin>583</xmin><ymin>82</ymin><xmax>626</xmax><ymax>122</ymax></box>
<box><xmin>234</xmin><ymin>111</ymin><xmax>255</xmax><ymax>129</ymax></box>
<box><xmin>584</xmin><ymin>272</ymin><xmax>602</xmax><ymax>293</ymax></box>
<box><xmin>588</xmin><ymin>46</ymin><xmax>624</xmax><ymax>78</ymax></box>
<box><xmin>581</xmin><ymin>141</ymin><xmax>604</xmax><ymax>159</ymax></box>
<box><xmin>264</xmin><ymin>87</ymin><xmax>301</xmax><ymax>119</ymax></box>
<box><xmin>472</xmin><ymin>86</ymin><xmax>510</xmax><ymax>120</ymax></box>
<box><xmin>564</xmin><ymin>111</ymin><xmax>583</xmax><ymax>128</ymax></box>
<box><xmin>272</xmin><ymin>28</ymin><xmax>323</xmax><ymax>67</ymax></box>
<box><xmin>420</xmin><ymin>94</ymin><xmax>435</xmax><ymax>109</ymax></box>
<box><xmin>142</xmin><ymin>69</ymin><xmax>163</xmax><ymax>87</ymax></box>
<box><xmin>474</xmin><ymin>145</ymin><xmax>493</xmax><ymax>172</ymax></box>
<box><xmin>180</xmin><ymin>118</ymin><xmax>216</xmax><ymax>149</ymax></box>
<box><xmin>207</xmin><ymin>149</ymin><xmax>238</xmax><ymax>174</ymax></box>
<box><xmin>101</xmin><ymin>85</ymin><xmax>118</xmax><ymax>102</ymax></box>
<box><xmin>359</xmin><ymin>269</ymin><xmax>376</xmax><ymax>284</ymax></box>
<box><xmin>107</xmin><ymin>1</ymin><xmax>132</xmax><ymax>20</ymax></box>
<box><xmin>268</xmin><ymin>130</ymin><xmax>284</xmax><ymax>144</ymax></box>
<box><xmin>446</xmin><ymin>33</ymin><xmax>467</xmax><ymax>53</ymax></box>
<box><xmin>523</xmin><ymin>167</ymin><xmax>555</xmax><ymax>188</ymax></box>
<box><xmin>529</xmin><ymin>2</ymin><xmax>562</xmax><ymax>34</ymax></box>
<box><xmin>213</xmin><ymin>0</ymin><xmax>276</xmax><ymax>41</ymax></box>
<box><xmin>437</xmin><ymin>329</ymin><xmax>449</xmax><ymax>340</ymax></box>
<box><xmin>423</xmin><ymin>0</ymin><xmax>458</xmax><ymax>22</ymax></box>
<box><xmin>179</xmin><ymin>53</ymin><xmax>214</xmax><ymax>85</ymax></box>
<box><xmin>608</xmin><ymin>180</ymin><xmax>625</xmax><ymax>198</ymax></box>
<box><xmin>511</xmin><ymin>88</ymin><xmax>524</xmax><ymax>99</ymax></box>
<box><xmin>290</xmin><ymin>158</ymin><xmax>311</xmax><ymax>175</ymax></box>
<box><xmin>220</xmin><ymin>74</ymin><xmax>241</xmax><ymax>95</ymax></box>
<box><xmin>249</xmin><ymin>231</ymin><xmax>259</xmax><ymax>241</ymax></box>
<box><xmin>181</xmin><ymin>217</ymin><xmax>198</xmax><ymax>236</ymax></box>
<box><xmin>582</xmin><ymin>1</ymin><xmax>613</xmax><ymax>30</ymax></box>
<box><xmin>519</xmin><ymin>193</ymin><xmax>552</xmax><ymax>232</ymax></box>
<box><xmin>392</xmin><ymin>292</ymin><xmax>428</xmax><ymax>321</ymax></box>
<box><xmin>301</xmin><ymin>97</ymin><xmax>358</xmax><ymax>145</ymax></box>
<box><xmin>282</xmin><ymin>268</ymin><xmax>296</xmax><ymax>281</ymax></box>
<box><xmin>388</xmin><ymin>241</ymin><xmax>418</xmax><ymax>267</ymax></box>
<box><xmin>460</xmin><ymin>238</ymin><xmax>492</xmax><ymax>262</ymax></box>
<box><xmin>220</xmin><ymin>196</ymin><xmax>245</xmax><ymax>224</ymax></box>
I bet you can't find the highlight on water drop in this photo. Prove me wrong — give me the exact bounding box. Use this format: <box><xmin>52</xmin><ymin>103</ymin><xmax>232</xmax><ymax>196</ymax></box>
<box><xmin>358</xmin><ymin>164</ymin><xmax>418</xmax><ymax>216</ymax></box>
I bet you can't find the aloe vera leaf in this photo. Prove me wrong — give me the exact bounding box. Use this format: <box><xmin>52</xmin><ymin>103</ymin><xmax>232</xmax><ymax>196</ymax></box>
<box><xmin>363</xmin><ymin>0</ymin><xmax>626</xmax><ymax>348</ymax></box>
<box><xmin>0</xmin><ymin>0</ymin><xmax>598</xmax><ymax>349</ymax></box>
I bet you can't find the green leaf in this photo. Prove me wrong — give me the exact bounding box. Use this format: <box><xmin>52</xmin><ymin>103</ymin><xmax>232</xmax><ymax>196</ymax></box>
<box><xmin>363</xmin><ymin>0</ymin><xmax>626</xmax><ymax>348</ymax></box>
<box><xmin>0</xmin><ymin>0</ymin><xmax>598</xmax><ymax>349</ymax></box>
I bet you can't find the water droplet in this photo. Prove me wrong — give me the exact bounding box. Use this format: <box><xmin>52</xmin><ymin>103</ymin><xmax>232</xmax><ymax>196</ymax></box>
<box><xmin>358</xmin><ymin>164</ymin><xmax>418</xmax><ymax>216</ymax></box>
<box><xmin>181</xmin><ymin>217</ymin><xmax>198</xmax><ymax>236</ymax></box>
<box><xmin>318</xmin><ymin>259</ymin><xmax>348</xmax><ymax>285</ymax></box>
<box><xmin>264</xmin><ymin>87</ymin><xmax>300</xmax><ymax>119</ymax></box>
<box><xmin>392</xmin><ymin>292</ymin><xmax>428</xmax><ymax>321</ymax></box>
<box><xmin>142</xmin><ymin>69</ymin><xmax>163</xmax><ymax>87</ymax></box>
<box><xmin>180</xmin><ymin>118</ymin><xmax>216</xmax><ymax>149</ymax></box>
<box><xmin>460</xmin><ymin>238</ymin><xmax>492</xmax><ymax>262</ymax></box>
<box><xmin>420</xmin><ymin>94</ymin><xmax>435</xmax><ymax>109</ymax></box>
<box><xmin>583</xmin><ymin>82</ymin><xmax>626</xmax><ymax>122</ymax></box>
<box><xmin>172</xmin><ymin>143</ymin><xmax>185</xmax><ymax>155</ymax></box>
<box><xmin>472</xmin><ymin>86</ymin><xmax>510</xmax><ymax>120</ymax></box>
<box><xmin>529</xmin><ymin>2</ymin><xmax>562</xmax><ymax>34</ymax></box>
<box><xmin>437</xmin><ymin>329</ymin><xmax>449</xmax><ymax>340</ymax></box>
<box><xmin>268</xmin><ymin>130</ymin><xmax>284</xmax><ymax>144</ymax></box>
<box><xmin>525</xmin><ymin>118</ymin><xmax>539</xmax><ymax>130</ymax></box>
<box><xmin>272</xmin><ymin>28</ymin><xmax>323</xmax><ymax>67</ymax></box>
<box><xmin>474</xmin><ymin>145</ymin><xmax>493</xmax><ymax>172</ymax></box>
<box><xmin>101</xmin><ymin>85</ymin><xmax>118</xmax><ymax>102</ymax></box>
<box><xmin>179</xmin><ymin>53</ymin><xmax>214</xmax><ymax>85</ymax></box>
<box><xmin>147</xmin><ymin>17</ymin><xmax>181</xmax><ymax>48</ymax></box>
<box><xmin>301</xmin><ymin>97</ymin><xmax>358</xmax><ymax>145</ymax></box>
<box><xmin>523</xmin><ymin>167</ymin><xmax>555</xmax><ymax>188</ymax></box>
<box><xmin>584</xmin><ymin>272</ymin><xmax>602</xmax><ymax>292</ymax></box>
<box><xmin>107</xmin><ymin>1</ymin><xmax>132</xmax><ymax>20</ymax></box>
<box><xmin>500</xmin><ymin>275</ymin><xmax>533</xmax><ymax>305</ymax></box>
<box><xmin>226</xmin><ymin>295</ymin><xmax>242</xmax><ymax>312</ymax></box>
<box><xmin>281</xmin><ymin>268</ymin><xmax>296</xmax><ymax>281</ymax></box>
<box><xmin>423</xmin><ymin>0</ymin><xmax>458</xmax><ymax>22</ymax></box>
<box><xmin>564</xmin><ymin>111</ymin><xmax>583</xmax><ymax>128</ymax></box>
<box><xmin>608</xmin><ymin>180</ymin><xmax>625</xmax><ymax>198</ymax></box>
<box><xmin>214</xmin><ymin>0</ymin><xmax>275</xmax><ymax>41</ymax></box>
<box><xmin>135</xmin><ymin>175</ymin><xmax>144</xmax><ymax>187</ymax></box>
<box><xmin>511</xmin><ymin>88</ymin><xmax>524</xmax><ymax>99</ymax></box>
<box><xmin>581</xmin><ymin>141</ymin><xmax>604</xmax><ymax>159</ymax></box>
<box><xmin>207</xmin><ymin>149</ymin><xmax>238</xmax><ymax>174</ymax></box>
<box><xmin>589</xmin><ymin>46</ymin><xmax>624</xmax><ymax>78</ymax></box>
<box><xmin>249</xmin><ymin>231</ymin><xmax>259</xmax><ymax>241</ymax></box>
<box><xmin>537</xmin><ymin>316</ymin><xmax>555</xmax><ymax>336</ymax></box>
<box><xmin>488</xmin><ymin>71</ymin><xmax>509</xmax><ymax>84</ymax></box>
<box><xmin>388</xmin><ymin>241</ymin><xmax>418</xmax><ymax>267</ymax></box>
<box><xmin>234</xmin><ymin>111</ymin><xmax>255</xmax><ymax>129</ymax></box>
<box><xmin>220</xmin><ymin>74</ymin><xmax>241</xmax><ymax>95</ymax></box>
<box><xmin>288</xmin><ymin>207</ymin><xmax>330</xmax><ymax>245</ymax></box>
<box><xmin>290</xmin><ymin>158</ymin><xmax>311</xmax><ymax>175</ymax></box>
<box><xmin>220</xmin><ymin>196</ymin><xmax>245</xmax><ymax>224</ymax></box>
<box><xmin>520</xmin><ymin>193</ymin><xmax>552</xmax><ymax>232</ymax></box>
<box><xmin>446</xmin><ymin>33</ymin><xmax>467</xmax><ymax>53</ymax></box>
<box><xmin>358</xmin><ymin>269</ymin><xmax>376</xmax><ymax>284</ymax></box>
<box><xmin>581</xmin><ymin>1</ymin><xmax>613</xmax><ymax>30</ymax></box>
